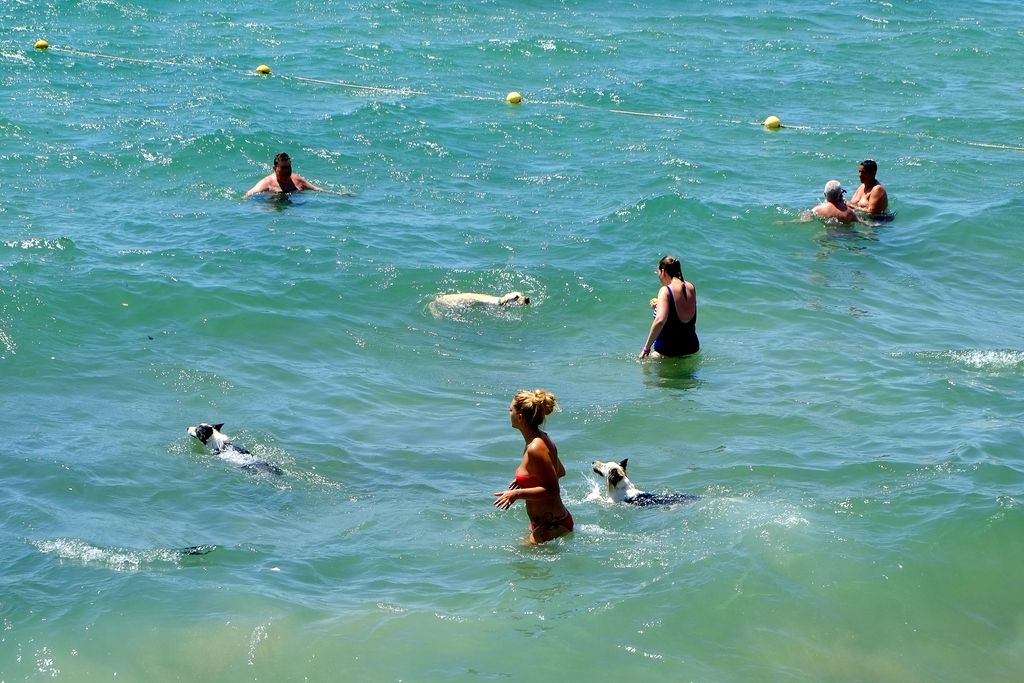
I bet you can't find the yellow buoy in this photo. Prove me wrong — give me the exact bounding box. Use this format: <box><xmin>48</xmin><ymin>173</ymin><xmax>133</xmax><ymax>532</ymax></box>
<box><xmin>34</xmin><ymin>39</ymin><xmax>49</xmax><ymax>50</ymax></box>
<box><xmin>763</xmin><ymin>115</ymin><xmax>782</xmax><ymax>130</ymax></box>
<box><xmin>255</xmin><ymin>64</ymin><xmax>271</xmax><ymax>75</ymax></box>
<box><xmin>506</xmin><ymin>91</ymin><xmax>522</xmax><ymax>105</ymax></box>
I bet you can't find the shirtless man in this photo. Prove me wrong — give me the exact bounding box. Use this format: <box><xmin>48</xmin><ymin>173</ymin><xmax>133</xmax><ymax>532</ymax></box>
<box><xmin>812</xmin><ymin>180</ymin><xmax>860</xmax><ymax>224</ymax></box>
<box><xmin>848</xmin><ymin>159</ymin><xmax>888</xmax><ymax>215</ymax></box>
<box><xmin>243</xmin><ymin>152</ymin><xmax>325</xmax><ymax>197</ymax></box>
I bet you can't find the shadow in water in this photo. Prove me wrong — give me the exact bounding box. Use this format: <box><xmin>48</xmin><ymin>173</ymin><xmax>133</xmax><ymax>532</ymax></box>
<box><xmin>641</xmin><ymin>353</ymin><xmax>703</xmax><ymax>391</ymax></box>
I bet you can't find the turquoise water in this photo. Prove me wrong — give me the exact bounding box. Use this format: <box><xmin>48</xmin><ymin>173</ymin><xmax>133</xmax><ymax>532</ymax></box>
<box><xmin>3</xmin><ymin>1</ymin><xmax>1024</xmax><ymax>680</ymax></box>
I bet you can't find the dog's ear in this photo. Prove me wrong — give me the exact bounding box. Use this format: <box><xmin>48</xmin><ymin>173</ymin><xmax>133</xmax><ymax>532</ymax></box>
<box><xmin>214</xmin><ymin>423</ymin><xmax>224</xmax><ymax>431</ymax></box>
<box><xmin>619</xmin><ymin>458</ymin><xmax>629</xmax><ymax>470</ymax></box>
<box><xmin>522</xmin><ymin>297</ymin><xmax>530</xmax><ymax>305</ymax></box>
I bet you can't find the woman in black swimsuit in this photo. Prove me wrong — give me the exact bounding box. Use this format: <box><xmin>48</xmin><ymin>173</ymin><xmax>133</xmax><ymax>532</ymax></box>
<box><xmin>640</xmin><ymin>255</ymin><xmax>699</xmax><ymax>359</ymax></box>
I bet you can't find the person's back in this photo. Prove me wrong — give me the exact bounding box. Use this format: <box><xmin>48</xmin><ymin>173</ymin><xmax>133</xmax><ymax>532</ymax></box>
<box><xmin>813</xmin><ymin>180</ymin><xmax>859</xmax><ymax>224</ymax></box>
<box><xmin>640</xmin><ymin>255</ymin><xmax>699</xmax><ymax>359</ymax></box>
<box><xmin>654</xmin><ymin>280</ymin><xmax>698</xmax><ymax>356</ymax></box>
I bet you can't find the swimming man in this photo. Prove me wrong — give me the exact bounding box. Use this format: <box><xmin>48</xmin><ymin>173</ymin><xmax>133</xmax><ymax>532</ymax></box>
<box><xmin>244</xmin><ymin>152</ymin><xmax>325</xmax><ymax>197</ymax></box>
<box><xmin>812</xmin><ymin>180</ymin><xmax>860</xmax><ymax>224</ymax></box>
<box><xmin>848</xmin><ymin>159</ymin><xmax>888</xmax><ymax>216</ymax></box>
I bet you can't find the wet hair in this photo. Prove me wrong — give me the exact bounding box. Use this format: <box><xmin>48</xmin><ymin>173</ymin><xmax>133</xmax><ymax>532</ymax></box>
<box><xmin>860</xmin><ymin>159</ymin><xmax>878</xmax><ymax>174</ymax></box>
<box><xmin>824</xmin><ymin>179</ymin><xmax>845</xmax><ymax>200</ymax></box>
<box><xmin>512</xmin><ymin>389</ymin><xmax>557</xmax><ymax>429</ymax></box>
<box><xmin>658</xmin><ymin>255</ymin><xmax>683</xmax><ymax>279</ymax></box>
<box><xmin>274</xmin><ymin>152</ymin><xmax>292</xmax><ymax>168</ymax></box>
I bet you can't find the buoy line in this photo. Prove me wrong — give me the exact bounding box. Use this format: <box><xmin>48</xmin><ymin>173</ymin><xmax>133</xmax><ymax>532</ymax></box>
<box><xmin>920</xmin><ymin>136</ymin><xmax>1024</xmax><ymax>153</ymax></box>
<box><xmin>288</xmin><ymin>75</ymin><xmax>429</xmax><ymax>96</ymax></box>
<box><xmin>31</xmin><ymin>40</ymin><xmax>1024</xmax><ymax>153</ymax></box>
<box><xmin>609</xmin><ymin>109</ymin><xmax>688</xmax><ymax>121</ymax></box>
<box><xmin>47</xmin><ymin>45</ymin><xmax>185</xmax><ymax>68</ymax></box>
<box><xmin>753</xmin><ymin>117</ymin><xmax>1024</xmax><ymax>152</ymax></box>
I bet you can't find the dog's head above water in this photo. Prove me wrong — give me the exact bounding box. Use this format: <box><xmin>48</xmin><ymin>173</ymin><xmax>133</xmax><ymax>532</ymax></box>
<box><xmin>593</xmin><ymin>458</ymin><xmax>695</xmax><ymax>506</ymax></box>
<box><xmin>187</xmin><ymin>422</ymin><xmax>223</xmax><ymax>446</ymax></box>
<box><xmin>499</xmin><ymin>291</ymin><xmax>530</xmax><ymax>306</ymax></box>
<box><xmin>187</xmin><ymin>422</ymin><xmax>224</xmax><ymax>446</ymax></box>
<box><xmin>592</xmin><ymin>459</ymin><xmax>629</xmax><ymax>486</ymax></box>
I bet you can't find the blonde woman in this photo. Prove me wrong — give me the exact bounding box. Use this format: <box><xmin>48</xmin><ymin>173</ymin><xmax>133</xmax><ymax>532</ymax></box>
<box><xmin>493</xmin><ymin>389</ymin><xmax>573</xmax><ymax>544</ymax></box>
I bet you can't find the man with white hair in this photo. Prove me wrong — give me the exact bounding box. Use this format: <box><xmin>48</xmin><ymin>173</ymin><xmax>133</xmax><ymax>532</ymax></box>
<box><xmin>812</xmin><ymin>180</ymin><xmax>859</xmax><ymax>224</ymax></box>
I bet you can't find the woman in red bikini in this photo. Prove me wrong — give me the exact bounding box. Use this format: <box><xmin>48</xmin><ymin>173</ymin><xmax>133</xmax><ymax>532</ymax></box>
<box><xmin>493</xmin><ymin>389</ymin><xmax>573</xmax><ymax>544</ymax></box>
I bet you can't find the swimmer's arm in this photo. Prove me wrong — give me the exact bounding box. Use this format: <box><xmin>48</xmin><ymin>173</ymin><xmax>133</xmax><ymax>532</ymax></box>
<box><xmin>243</xmin><ymin>178</ymin><xmax>271</xmax><ymax>197</ymax></box>
<box><xmin>323</xmin><ymin>187</ymin><xmax>357</xmax><ymax>197</ymax></box>
<box><xmin>864</xmin><ymin>187</ymin><xmax>887</xmax><ymax>215</ymax></box>
<box><xmin>301</xmin><ymin>177</ymin><xmax>356</xmax><ymax>196</ymax></box>
<box><xmin>523</xmin><ymin>440</ymin><xmax>560</xmax><ymax>492</ymax></box>
<box><xmin>493</xmin><ymin>442</ymin><xmax>560</xmax><ymax>508</ymax></box>
<box><xmin>848</xmin><ymin>185</ymin><xmax>866</xmax><ymax>209</ymax></box>
<box><xmin>493</xmin><ymin>480</ymin><xmax>559</xmax><ymax>508</ymax></box>
<box><xmin>494</xmin><ymin>483</ymin><xmax>549</xmax><ymax>508</ymax></box>
<box><xmin>777</xmin><ymin>209</ymin><xmax>816</xmax><ymax>224</ymax></box>
<box><xmin>294</xmin><ymin>174</ymin><xmax>325</xmax><ymax>192</ymax></box>
<box><xmin>640</xmin><ymin>286</ymin><xmax>669</xmax><ymax>358</ymax></box>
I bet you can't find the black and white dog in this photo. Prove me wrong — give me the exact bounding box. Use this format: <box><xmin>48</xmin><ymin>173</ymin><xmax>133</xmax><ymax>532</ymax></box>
<box><xmin>592</xmin><ymin>459</ymin><xmax>695</xmax><ymax>506</ymax></box>
<box><xmin>187</xmin><ymin>423</ymin><xmax>283</xmax><ymax>475</ymax></box>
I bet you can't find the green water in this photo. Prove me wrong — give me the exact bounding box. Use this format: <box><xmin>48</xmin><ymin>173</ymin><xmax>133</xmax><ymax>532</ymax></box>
<box><xmin>2</xmin><ymin>1</ymin><xmax>1023</xmax><ymax>680</ymax></box>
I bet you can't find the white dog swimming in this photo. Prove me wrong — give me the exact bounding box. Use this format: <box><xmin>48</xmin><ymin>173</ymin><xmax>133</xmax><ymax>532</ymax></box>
<box><xmin>187</xmin><ymin>423</ymin><xmax>283</xmax><ymax>475</ymax></box>
<box><xmin>591</xmin><ymin>459</ymin><xmax>695</xmax><ymax>506</ymax></box>
<box><xmin>433</xmin><ymin>291</ymin><xmax>530</xmax><ymax>308</ymax></box>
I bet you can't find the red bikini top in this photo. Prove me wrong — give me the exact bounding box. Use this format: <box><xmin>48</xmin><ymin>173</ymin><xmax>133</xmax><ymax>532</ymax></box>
<box><xmin>515</xmin><ymin>471</ymin><xmax>543</xmax><ymax>488</ymax></box>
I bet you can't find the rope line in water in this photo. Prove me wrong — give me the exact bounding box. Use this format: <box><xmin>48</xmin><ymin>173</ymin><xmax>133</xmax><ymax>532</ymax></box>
<box><xmin>866</xmin><ymin>127</ymin><xmax>1024</xmax><ymax>153</ymax></box>
<box><xmin>766</xmin><ymin>122</ymin><xmax>1024</xmax><ymax>153</ymax></box>
<box><xmin>288</xmin><ymin>75</ymin><xmax>429</xmax><ymax>97</ymax></box>
<box><xmin>34</xmin><ymin>42</ymin><xmax>1023</xmax><ymax>153</ymax></box>
<box><xmin>610</xmin><ymin>109</ymin><xmax>688</xmax><ymax>121</ymax></box>
<box><xmin>48</xmin><ymin>46</ymin><xmax>185</xmax><ymax>68</ymax></box>
<box><xmin>922</xmin><ymin>137</ymin><xmax>1024</xmax><ymax>153</ymax></box>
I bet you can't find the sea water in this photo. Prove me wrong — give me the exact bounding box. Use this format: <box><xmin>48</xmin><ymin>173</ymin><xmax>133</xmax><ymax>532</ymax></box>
<box><xmin>2</xmin><ymin>1</ymin><xmax>1023</xmax><ymax>681</ymax></box>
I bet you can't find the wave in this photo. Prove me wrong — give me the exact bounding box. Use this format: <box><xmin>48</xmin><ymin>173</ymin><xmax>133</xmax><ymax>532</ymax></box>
<box><xmin>909</xmin><ymin>349</ymin><xmax>1024</xmax><ymax>371</ymax></box>
<box><xmin>1</xmin><ymin>236</ymin><xmax>74</xmax><ymax>252</ymax></box>
<box><xmin>29</xmin><ymin>538</ymin><xmax>215</xmax><ymax>572</ymax></box>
